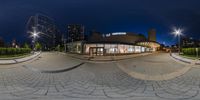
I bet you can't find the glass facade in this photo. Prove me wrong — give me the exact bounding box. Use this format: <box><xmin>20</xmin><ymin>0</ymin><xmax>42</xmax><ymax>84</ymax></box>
<box><xmin>84</xmin><ymin>43</ymin><xmax>149</xmax><ymax>55</ymax></box>
<box><xmin>67</xmin><ymin>42</ymin><xmax>83</xmax><ymax>53</ymax></box>
<box><xmin>67</xmin><ymin>41</ymin><xmax>151</xmax><ymax>55</ymax></box>
<box><xmin>27</xmin><ymin>14</ymin><xmax>61</xmax><ymax>50</ymax></box>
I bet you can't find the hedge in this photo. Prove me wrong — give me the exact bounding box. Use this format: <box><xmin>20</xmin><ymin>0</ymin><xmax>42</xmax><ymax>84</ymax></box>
<box><xmin>182</xmin><ymin>48</ymin><xmax>200</xmax><ymax>55</ymax></box>
<box><xmin>0</xmin><ymin>48</ymin><xmax>31</xmax><ymax>55</ymax></box>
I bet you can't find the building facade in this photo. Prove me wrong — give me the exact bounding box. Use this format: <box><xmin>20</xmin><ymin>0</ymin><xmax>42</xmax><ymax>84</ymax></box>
<box><xmin>67</xmin><ymin>24</ymin><xmax>84</xmax><ymax>42</ymax></box>
<box><xmin>67</xmin><ymin>31</ymin><xmax>160</xmax><ymax>56</ymax></box>
<box><xmin>84</xmin><ymin>42</ymin><xmax>149</xmax><ymax>56</ymax></box>
<box><xmin>136</xmin><ymin>41</ymin><xmax>160</xmax><ymax>51</ymax></box>
<box><xmin>89</xmin><ymin>32</ymin><xmax>146</xmax><ymax>44</ymax></box>
<box><xmin>148</xmin><ymin>29</ymin><xmax>156</xmax><ymax>42</ymax></box>
<box><xmin>26</xmin><ymin>14</ymin><xmax>61</xmax><ymax>50</ymax></box>
<box><xmin>181</xmin><ymin>37</ymin><xmax>200</xmax><ymax>47</ymax></box>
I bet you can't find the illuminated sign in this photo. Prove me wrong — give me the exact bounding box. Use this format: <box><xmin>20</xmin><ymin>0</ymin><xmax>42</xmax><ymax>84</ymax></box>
<box><xmin>112</xmin><ymin>32</ymin><xmax>126</xmax><ymax>35</ymax></box>
<box><xmin>103</xmin><ymin>32</ymin><xmax>127</xmax><ymax>37</ymax></box>
<box><xmin>106</xmin><ymin>34</ymin><xmax>111</xmax><ymax>37</ymax></box>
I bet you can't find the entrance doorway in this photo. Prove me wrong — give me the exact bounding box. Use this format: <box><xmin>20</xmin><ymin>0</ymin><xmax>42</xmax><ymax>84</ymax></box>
<box><xmin>89</xmin><ymin>47</ymin><xmax>104</xmax><ymax>56</ymax></box>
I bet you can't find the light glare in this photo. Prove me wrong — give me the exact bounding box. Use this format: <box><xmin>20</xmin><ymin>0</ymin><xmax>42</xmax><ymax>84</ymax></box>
<box><xmin>173</xmin><ymin>27</ymin><xmax>183</xmax><ymax>36</ymax></box>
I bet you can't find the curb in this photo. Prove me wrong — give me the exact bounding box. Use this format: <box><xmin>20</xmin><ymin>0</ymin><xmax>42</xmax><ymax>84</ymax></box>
<box><xmin>41</xmin><ymin>63</ymin><xmax>84</xmax><ymax>73</ymax></box>
<box><xmin>23</xmin><ymin>63</ymin><xmax>84</xmax><ymax>73</ymax></box>
<box><xmin>195</xmin><ymin>62</ymin><xmax>200</xmax><ymax>65</ymax></box>
<box><xmin>170</xmin><ymin>53</ymin><xmax>192</xmax><ymax>64</ymax></box>
<box><xmin>0</xmin><ymin>52</ymin><xmax>41</xmax><ymax>65</ymax></box>
<box><xmin>170</xmin><ymin>53</ymin><xmax>200</xmax><ymax>65</ymax></box>
<box><xmin>65</xmin><ymin>53</ymin><xmax>152</xmax><ymax>62</ymax></box>
<box><xmin>15</xmin><ymin>52</ymin><xmax>41</xmax><ymax>63</ymax></box>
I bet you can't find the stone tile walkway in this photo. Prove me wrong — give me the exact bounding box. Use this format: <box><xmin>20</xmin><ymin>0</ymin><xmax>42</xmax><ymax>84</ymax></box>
<box><xmin>0</xmin><ymin>52</ymin><xmax>199</xmax><ymax>100</ymax></box>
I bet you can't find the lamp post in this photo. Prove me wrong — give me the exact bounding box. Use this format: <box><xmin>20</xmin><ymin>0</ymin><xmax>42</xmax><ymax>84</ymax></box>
<box><xmin>62</xmin><ymin>37</ymin><xmax>67</xmax><ymax>52</ymax></box>
<box><xmin>29</xmin><ymin>27</ymin><xmax>39</xmax><ymax>51</ymax></box>
<box><xmin>173</xmin><ymin>28</ymin><xmax>183</xmax><ymax>55</ymax></box>
<box><xmin>196</xmin><ymin>48</ymin><xmax>199</xmax><ymax>59</ymax></box>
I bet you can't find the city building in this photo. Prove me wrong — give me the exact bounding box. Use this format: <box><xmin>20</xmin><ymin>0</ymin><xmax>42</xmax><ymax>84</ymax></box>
<box><xmin>89</xmin><ymin>31</ymin><xmax>102</xmax><ymax>42</ymax></box>
<box><xmin>136</xmin><ymin>29</ymin><xmax>160</xmax><ymax>51</ymax></box>
<box><xmin>136</xmin><ymin>41</ymin><xmax>160</xmax><ymax>51</ymax></box>
<box><xmin>148</xmin><ymin>29</ymin><xmax>156</xmax><ymax>42</ymax></box>
<box><xmin>84</xmin><ymin>42</ymin><xmax>149</xmax><ymax>56</ymax></box>
<box><xmin>67</xmin><ymin>31</ymin><xmax>160</xmax><ymax>56</ymax></box>
<box><xmin>89</xmin><ymin>32</ymin><xmax>146</xmax><ymax>44</ymax></box>
<box><xmin>181</xmin><ymin>37</ymin><xmax>200</xmax><ymax>47</ymax></box>
<box><xmin>67</xmin><ymin>24</ymin><xmax>84</xmax><ymax>42</ymax></box>
<box><xmin>26</xmin><ymin>14</ymin><xmax>61</xmax><ymax>50</ymax></box>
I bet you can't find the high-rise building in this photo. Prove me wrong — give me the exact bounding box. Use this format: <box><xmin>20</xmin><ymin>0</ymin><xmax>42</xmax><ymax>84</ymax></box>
<box><xmin>181</xmin><ymin>37</ymin><xmax>200</xmax><ymax>47</ymax></box>
<box><xmin>67</xmin><ymin>24</ymin><xmax>84</xmax><ymax>42</ymax></box>
<box><xmin>148</xmin><ymin>29</ymin><xmax>156</xmax><ymax>42</ymax></box>
<box><xmin>26</xmin><ymin>14</ymin><xmax>61</xmax><ymax>50</ymax></box>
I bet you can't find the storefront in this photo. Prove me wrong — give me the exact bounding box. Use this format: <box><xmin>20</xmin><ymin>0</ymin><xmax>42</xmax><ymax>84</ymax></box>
<box><xmin>89</xmin><ymin>47</ymin><xmax>104</xmax><ymax>56</ymax></box>
<box><xmin>84</xmin><ymin>42</ymin><xmax>150</xmax><ymax>56</ymax></box>
<box><xmin>67</xmin><ymin>30</ymin><xmax>161</xmax><ymax>56</ymax></box>
<box><xmin>67</xmin><ymin>41</ymin><xmax>156</xmax><ymax>56</ymax></box>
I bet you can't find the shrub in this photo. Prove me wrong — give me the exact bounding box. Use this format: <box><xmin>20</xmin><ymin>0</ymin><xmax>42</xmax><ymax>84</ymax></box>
<box><xmin>0</xmin><ymin>48</ymin><xmax>31</xmax><ymax>56</ymax></box>
<box><xmin>35</xmin><ymin>42</ymin><xmax>42</xmax><ymax>51</ymax></box>
<box><xmin>23</xmin><ymin>43</ymin><xmax>29</xmax><ymax>48</ymax></box>
<box><xmin>182</xmin><ymin>48</ymin><xmax>200</xmax><ymax>56</ymax></box>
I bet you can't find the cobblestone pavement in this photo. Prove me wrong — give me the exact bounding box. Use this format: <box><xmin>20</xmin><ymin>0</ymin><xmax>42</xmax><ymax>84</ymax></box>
<box><xmin>0</xmin><ymin>52</ymin><xmax>200</xmax><ymax>100</ymax></box>
<box><xmin>116</xmin><ymin>53</ymin><xmax>193</xmax><ymax>80</ymax></box>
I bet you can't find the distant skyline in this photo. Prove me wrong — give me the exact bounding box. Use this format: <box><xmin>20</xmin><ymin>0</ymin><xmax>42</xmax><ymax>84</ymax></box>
<box><xmin>0</xmin><ymin>0</ymin><xmax>200</xmax><ymax>46</ymax></box>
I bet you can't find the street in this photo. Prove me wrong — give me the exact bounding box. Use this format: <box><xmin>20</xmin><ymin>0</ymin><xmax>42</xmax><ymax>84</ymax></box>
<box><xmin>0</xmin><ymin>52</ymin><xmax>200</xmax><ymax>100</ymax></box>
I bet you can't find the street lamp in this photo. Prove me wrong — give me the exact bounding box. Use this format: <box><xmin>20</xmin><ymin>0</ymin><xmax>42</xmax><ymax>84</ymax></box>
<box><xmin>29</xmin><ymin>27</ymin><xmax>40</xmax><ymax>51</ymax></box>
<box><xmin>173</xmin><ymin>27</ymin><xmax>183</xmax><ymax>55</ymax></box>
<box><xmin>61</xmin><ymin>35</ymin><xmax>67</xmax><ymax>52</ymax></box>
<box><xmin>32</xmin><ymin>32</ymin><xmax>39</xmax><ymax>39</ymax></box>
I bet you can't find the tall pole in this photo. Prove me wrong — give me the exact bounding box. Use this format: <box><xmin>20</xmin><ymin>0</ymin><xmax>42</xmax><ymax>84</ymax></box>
<box><xmin>33</xmin><ymin>27</ymin><xmax>37</xmax><ymax>52</ymax></box>
<box><xmin>64</xmin><ymin>39</ymin><xmax>67</xmax><ymax>52</ymax></box>
<box><xmin>178</xmin><ymin>34</ymin><xmax>181</xmax><ymax>55</ymax></box>
<box><xmin>196</xmin><ymin>48</ymin><xmax>199</xmax><ymax>59</ymax></box>
<box><xmin>62</xmin><ymin>38</ymin><xmax>67</xmax><ymax>52</ymax></box>
<box><xmin>173</xmin><ymin>27</ymin><xmax>183</xmax><ymax>55</ymax></box>
<box><xmin>33</xmin><ymin>37</ymin><xmax>35</xmax><ymax>51</ymax></box>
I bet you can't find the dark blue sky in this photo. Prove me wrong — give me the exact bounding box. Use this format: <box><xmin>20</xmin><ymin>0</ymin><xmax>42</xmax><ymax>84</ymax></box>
<box><xmin>0</xmin><ymin>0</ymin><xmax>200</xmax><ymax>46</ymax></box>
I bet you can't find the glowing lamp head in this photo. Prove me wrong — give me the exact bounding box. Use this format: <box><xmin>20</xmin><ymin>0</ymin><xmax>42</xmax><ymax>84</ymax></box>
<box><xmin>31</xmin><ymin>31</ymin><xmax>39</xmax><ymax>38</ymax></box>
<box><xmin>173</xmin><ymin>28</ymin><xmax>183</xmax><ymax>36</ymax></box>
<box><xmin>33</xmin><ymin>32</ymin><xmax>38</xmax><ymax>37</ymax></box>
<box><xmin>29</xmin><ymin>27</ymin><xmax>40</xmax><ymax>38</ymax></box>
<box><xmin>175</xmin><ymin>30</ymin><xmax>180</xmax><ymax>35</ymax></box>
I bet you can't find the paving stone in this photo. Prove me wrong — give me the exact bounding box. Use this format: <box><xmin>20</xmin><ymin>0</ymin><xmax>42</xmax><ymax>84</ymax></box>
<box><xmin>0</xmin><ymin>52</ymin><xmax>200</xmax><ymax>100</ymax></box>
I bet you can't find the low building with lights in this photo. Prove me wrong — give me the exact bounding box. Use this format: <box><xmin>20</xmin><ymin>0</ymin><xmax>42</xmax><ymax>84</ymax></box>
<box><xmin>136</xmin><ymin>41</ymin><xmax>161</xmax><ymax>51</ymax></box>
<box><xmin>85</xmin><ymin>42</ymin><xmax>150</xmax><ymax>56</ymax></box>
<box><xmin>67</xmin><ymin>31</ymin><xmax>161</xmax><ymax>56</ymax></box>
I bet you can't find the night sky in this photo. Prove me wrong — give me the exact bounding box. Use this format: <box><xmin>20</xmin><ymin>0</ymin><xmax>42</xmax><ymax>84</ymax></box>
<box><xmin>0</xmin><ymin>0</ymin><xmax>200</xmax><ymax>46</ymax></box>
